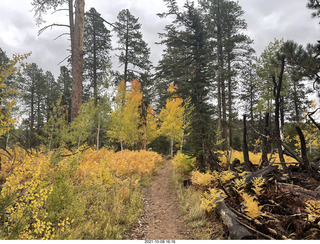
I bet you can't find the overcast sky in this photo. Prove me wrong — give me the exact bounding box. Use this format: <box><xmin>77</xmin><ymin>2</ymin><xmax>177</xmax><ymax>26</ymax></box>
<box><xmin>0</xmin><ymin>0</ymin><xmax>319</xmax><ymax>79</ymax></box>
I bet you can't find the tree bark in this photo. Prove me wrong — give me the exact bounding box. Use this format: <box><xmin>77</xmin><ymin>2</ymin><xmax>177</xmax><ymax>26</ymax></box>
<box><xmin>215</xmin><ymin>195</ymin><xmax>253</xmax><ymax>239</ymax></box>
<box><xmin>139</xmin><ymin>101</ymin><xmax>147</xmax><ymax>150</ymax></box>
<box><xmin>71</xmin><ymin>0</ymin><xmax>85</xmax><ymax>121</ymax></box>
<box><xmin>273</xmin><ymin>55</ymin><xmax>286</xmax><ymax>171</ymax></box>
<box><xmin>227</xmin><ymin>54</ymin><xmax>233</xmax><ymax>149</ymax></box>
<box><xmin>243</xmin><ymin>114</ymin><xmax>255</xmax><ymax>172</ymax></box>
<box><xmin>296</xmin><ymin>126</ymin><xmax>311</xmax><ymax>173</ymax></box>
<box><xmin>261</xmin><ymin>113</ymin><xmax>270</xmax><ymax>167</ymax></box>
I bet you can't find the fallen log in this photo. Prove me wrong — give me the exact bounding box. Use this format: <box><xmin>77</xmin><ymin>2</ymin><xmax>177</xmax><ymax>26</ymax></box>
<box><xmin>277</xmin><ymin>182</ymin><xmax>320</xmax><ymax>201</ymax></box>
<box><xmin>215</xmin><ymin>195</ymin><xmax>254</xmax><ymax>239</ymax></box>
<box><xmin>245</xmin><ymin>164</ymin><xmax>278</xmax><ymax>184</ymax></box>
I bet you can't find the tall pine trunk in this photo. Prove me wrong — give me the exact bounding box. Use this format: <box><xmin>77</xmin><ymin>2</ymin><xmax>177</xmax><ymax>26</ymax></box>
<box><xmin>71</xmin><ymin>0</ymin><xmax>85</xmax><ymax>121</ymax></box>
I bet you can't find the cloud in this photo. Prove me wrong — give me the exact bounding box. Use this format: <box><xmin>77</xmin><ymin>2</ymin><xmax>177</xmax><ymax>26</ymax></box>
<box><xmin>0</xmin><ymin>0</ymin><xmax>319</xmax><ymax>79</ymax></box>
<box><xmin>239</xmin><ymin>0</ymin><xmax>319</xmax><ymax>55</ymax></box>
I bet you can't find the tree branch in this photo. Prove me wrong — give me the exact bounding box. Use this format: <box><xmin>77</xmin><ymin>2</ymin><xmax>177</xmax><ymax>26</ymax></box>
<box><xmin>58</xmin><ymin>55</ymin><xmax>71</xmax><ymax>66</ymax></box>
<box><xmin>51</xmin><ymin>9</ymin><xmax>69</xmax><ymax>15</ymax></box>
<box><xmin>38</xmin><ymin>23</ymin><xmax>70</xmax><ymax>36</ymax></box>
<box><xmin>53</xmin><ymin>32</ymin><xmax>70</xmax><ymax>40</ymax></box>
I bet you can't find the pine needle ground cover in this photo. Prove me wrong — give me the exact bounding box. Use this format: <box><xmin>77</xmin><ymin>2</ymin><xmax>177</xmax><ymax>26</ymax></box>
<box><xmin>0</xmin><ymin>147</ymin><xmax>162</xmax><ymax>240</ymax></box>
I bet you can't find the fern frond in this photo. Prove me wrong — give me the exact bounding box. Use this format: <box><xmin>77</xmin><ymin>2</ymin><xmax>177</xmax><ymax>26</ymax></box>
<box><xmin>201</xmin><ymin>188</ymin><xmax>225</xmax><ymax>212</ymax></box>
<box><xmin>219</xmin><ymin>171</ymin><xmax>235</xmax><ymax>184</ymax></box>
<box><xmin>242</xmin><ymin>192</ymin><xmax>262</xmax><ymax>219</ymax></box>
<box><xmin>191</xmin><ymin>170</ymin><xmax>213</xmax><ymax>186</ymax></box>
<box><xmin>233</xmin><ymin>177</ymin><xmax>246</xmax><ymax>194</ymax></box>
<box><xmin>251</xmin><ymin>176</ymin><xmax>265</xmax><ymax>196</ymax></box>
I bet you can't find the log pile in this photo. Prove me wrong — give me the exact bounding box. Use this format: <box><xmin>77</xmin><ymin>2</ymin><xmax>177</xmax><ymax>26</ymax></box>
<box><xmin>210</xmin><ymin>160</ymin><xmax>320</xmax><ymax>240</ymax></box>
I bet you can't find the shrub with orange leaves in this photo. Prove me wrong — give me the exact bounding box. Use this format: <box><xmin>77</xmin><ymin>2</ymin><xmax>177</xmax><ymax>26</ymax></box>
<box><xmin>107</xmin><ymin>150</ymin><xmax>162</xmax><ymax>177</ymax></box>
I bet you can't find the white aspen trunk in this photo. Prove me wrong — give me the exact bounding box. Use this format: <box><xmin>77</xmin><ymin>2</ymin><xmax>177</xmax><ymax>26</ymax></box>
<box><xmin>180</xmin><ymin>131</ymin><xmax>184</xmax><ymax>153</ymax></box>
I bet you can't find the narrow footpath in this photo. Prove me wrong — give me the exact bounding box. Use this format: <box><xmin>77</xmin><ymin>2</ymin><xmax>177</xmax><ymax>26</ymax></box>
<box><xmin>127</xmin><ymin>160</ymin><xmax>191</xmax><ymax>240</ymax></box>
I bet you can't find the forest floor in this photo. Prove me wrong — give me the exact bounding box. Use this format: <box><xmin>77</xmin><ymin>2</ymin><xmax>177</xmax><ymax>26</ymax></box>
<box><xmin>126</xmin><ymin>160</ymin><xmax>192</xmax><ymax>240</ymax></box>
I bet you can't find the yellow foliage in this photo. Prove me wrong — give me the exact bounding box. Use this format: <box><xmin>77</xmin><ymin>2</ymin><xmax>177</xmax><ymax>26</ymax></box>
<box><xmin>172</xmin><ymin>151</ymin><xmax>195</xmax><ymax>174</ymax></box>
<box><xmin>1</xmin><ymin>152</ymin><xmax>55</xmax><ymax>240</ymax></box>
<box><xmin>219</xmin><ymin>171</ymin><xmax>236</xmax><ymax>184</ymax></box>
<box><xmin>0</xmin><ymin>52</ymin><xmax>31</xmax><ymax>137</ymax></box>
<box><xmin>0</xmin><ymin>146</ymin><xmax>162</xmax><ymax>239</ymax></box>
<box><xmin>233</xmin><ymin>177</ymin><xmax>246</xmax><ymax>193</ymax></box>
<box><xmin>305</xmin><ymin>200</ymin><xmax>320</xmax><ymax>225</ymax></box>
<box><xmin>159</xmin><ymin>83</ymin><xmax>184</xmax><ymax>152</ymax></box>
<box><xmin>218</xmin><ymin>149</ymin><xmax>298</xmax><ymax>165</ymax></box>
<box><xmin>241</xmin><ymin>193</ymin><xmax>262</xmax><ymax>219</ymax></box>
<box><xmin>145</xmin><ymin>105</ymin><xmax>159</xmax><ymax>146</ymax></box>
<box><xmin>200</xmin><ymin>188</ymin><xmax>225</xmax><ymax>212</ymax></box>
<box><xmin>191</xmin><ymin>171</ymin><xmax>213</xmax><ymax>187</ymax></box>
<box><xmin>251</xmin><ymin>176</ymin><xmax>265</xmax><ymax>196</ymax></box>
<box><xmin>106</xmin><ymin>150</ymin><xmax>162</xmax><ymax>177</ymax></box>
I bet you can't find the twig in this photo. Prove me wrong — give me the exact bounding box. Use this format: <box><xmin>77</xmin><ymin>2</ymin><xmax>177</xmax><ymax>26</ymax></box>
<box><xmin>58</xmin><ymin>55</ymin><xmax>71</xmax><ymax>66</ymax></box>
<box><xmin>237</xmin><ymin>219</ymin><xmax>274</xmax><ymax>240</ymax></box>
<box><xmin>249</xmin><ymin>123</ymin><xmax>269</xmax><ymax>139</ymax></box>
<box><xmin>218</xmin><ymin>179</ymin><xmax>233</xmax><ymax>200</ymax></box>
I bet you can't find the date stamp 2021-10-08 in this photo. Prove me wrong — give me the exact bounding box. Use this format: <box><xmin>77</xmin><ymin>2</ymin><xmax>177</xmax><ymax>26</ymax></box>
<box><xmin>145</xmin><ymin>240</ymin><xmax>176</xmax><ymax>244</ymax></box>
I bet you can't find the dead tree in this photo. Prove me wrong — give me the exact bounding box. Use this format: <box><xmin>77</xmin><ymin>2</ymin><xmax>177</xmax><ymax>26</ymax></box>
<box><xmin>295</xmin><ymin>126</ymin><xmax>311</xmax><ymax>173</ymax></box>
<box><xmin>261</xmin><ymin>113</ymin><xmax>270</xmax><ymax>167</ymax></box>
<box><xmin>272</xmin><ymin>54</ymin><xmax>287</xmax><ymax>172</ymax></box>
<box><xmin>243</xmin><ymin>115</ymin><xmax>256</xmax><ymax>172</ymax></box>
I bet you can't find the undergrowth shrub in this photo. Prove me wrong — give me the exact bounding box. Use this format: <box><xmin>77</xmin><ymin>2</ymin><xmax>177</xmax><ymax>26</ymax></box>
<box><xmin>0</xmin><ymin>146</ymin><xmax>162</xmax><ymax>240</ymax></box>
<box><xmin>191</xmin><ymin>171</ymin><xmax>213</xmax><ymax>187</ymax></box>
<box><xmin>170</xmin><ymin>167</ymin><xmax>224</xmax><ymax>239</ymax></box>
<box><xmin>172</xmin><ymin>151</ymin><xmax>196</xmax><ymax>176</ymax></box>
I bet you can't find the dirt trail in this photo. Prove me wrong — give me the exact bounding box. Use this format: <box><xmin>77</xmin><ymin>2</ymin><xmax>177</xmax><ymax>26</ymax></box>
<box><xmin>127</xmin><ymin>160</ymin><xmax>191</xmax><ymax>240</ymax></box>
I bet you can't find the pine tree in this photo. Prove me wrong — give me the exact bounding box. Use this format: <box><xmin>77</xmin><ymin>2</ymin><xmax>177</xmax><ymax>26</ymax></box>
<box><xmin>157</xmin><ymin>1</ymin><xmax>213</xmax><ymax>163</ymax></box>
<box><xmin>114</xmin><ymin>9</ymin><xmax>151</xmax><ymax>87</ymax></box>
<box><xmin>83</xmin><ymin>7</ymin><xmax>112</xmax><ymax>106</ymax></box>
<box><xmin>281</xmin><ymin>40</ymin><xmax>313</xmax><ymax>123</ymax></box>
<box><xmin>307</xmin><ymin>0</ymin><xmax>320</xmax><ymax>20</ymax></box>
<box><xmin>57</xmin><ymin>66</ymin><xmax>72</xmax><ymax>122</ymax></box>
<box><xmin>199</xmin><ymin>0</ymin><xmax>254</xmax><ymax>150</ymax></box>
<box><xmin>44</xmin><ymin>71</ymin><xmax>60</xmax><ymax>123</ymax></box>
<box><xmin>19</xmin><ymin>63</ymin><xmax>47</xmax><ymax>147</ymax></box>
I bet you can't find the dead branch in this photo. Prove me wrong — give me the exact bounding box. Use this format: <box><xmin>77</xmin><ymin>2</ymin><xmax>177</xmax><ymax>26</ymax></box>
<box><xmin>280</xmin><ymin>140</ymin><xmax>302</xmax><ymax>163</ymax></box>
<box><xmin>58</xmin><ymin>55</ymin><xmax>71</xmax><ymax>66</ymax></box>
<box><xmin>53</xmin><ymin>32</ymin><xmax>69</xmax><ymax>41</ymax></box>
<box><xmin>307</xmin><ymin>111</ymin><xmax>320</xmax><ymax>131</ymax></box>
<box><xmin>38</xmin><ymin>23</ymin><xmax>70</xmax><ymax>36</ymax></box>
<box><xmin>51</xmin><ymin>9</ymin><xmax>69</xmax><ymax>15</ymax></box>
<box><xmin>237</xmin><ymin>219</ymin><xmax>274</xmax><ymax>240</ymax></box>
<box><xmin>245</xmin><ymin>164</ymin><xmax>278</xmax><ymax>184</ymax></box>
